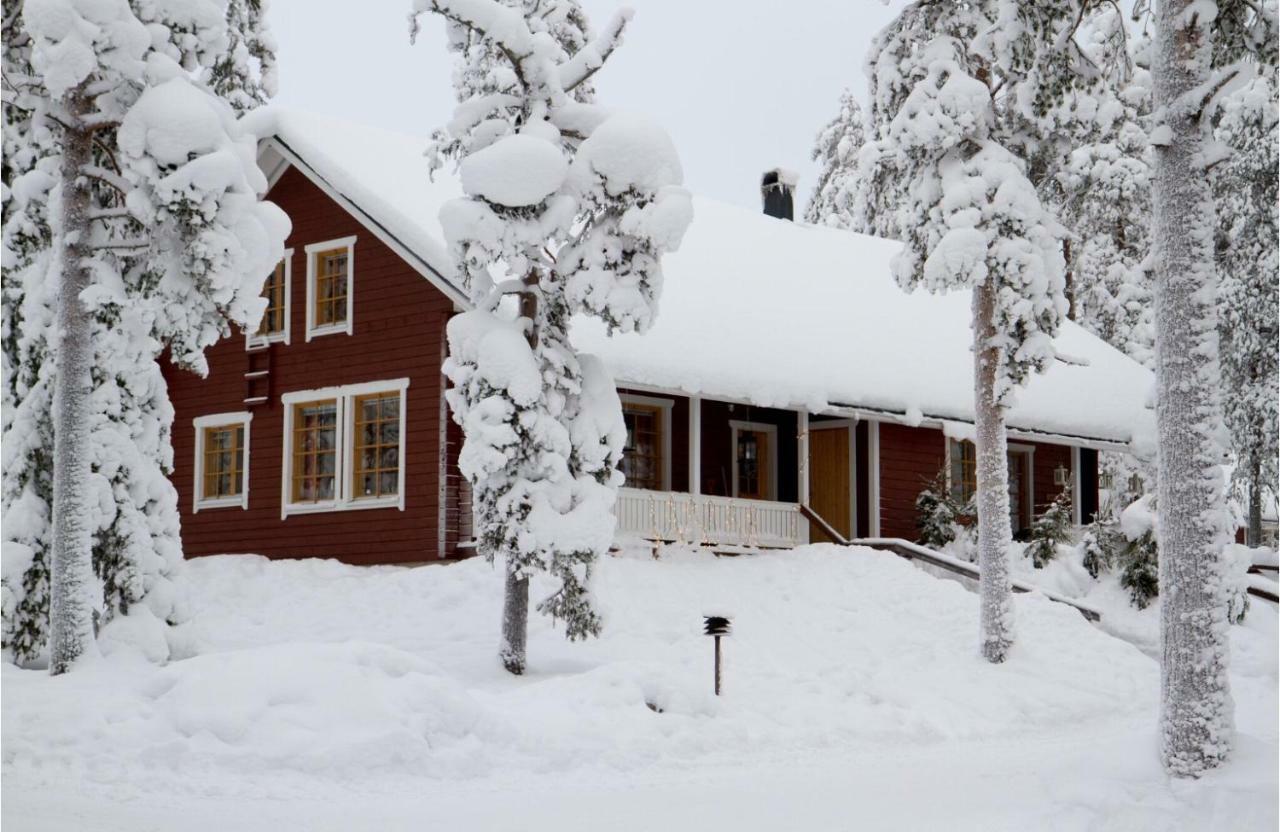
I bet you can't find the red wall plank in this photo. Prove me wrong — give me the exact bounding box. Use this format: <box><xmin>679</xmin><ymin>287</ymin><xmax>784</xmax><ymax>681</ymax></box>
<box><xmin>163</xmin><ymin>167</ymin><xmax>455</xmax><ymax>565</ymax></box>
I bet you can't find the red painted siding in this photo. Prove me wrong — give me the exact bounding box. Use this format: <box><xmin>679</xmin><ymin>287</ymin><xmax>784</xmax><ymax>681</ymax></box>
<box><xmin>877</xmin><ymin>423</ymin><xmax>947</xmax><ymax>541</ymax></box>
<box><xmin>876</xmin><ymin>423</ymin><xmax>1094</xmax><ymax>542</ymax></box>
<box><xmin>163</xmin><ymin>167</ymin><xmax>1100</xmax><ymax>565</ymax></box>
<box><xmin>164</xmin><ymin>166</ymin><xmax>456</xmax><ymax>565</ymax></box>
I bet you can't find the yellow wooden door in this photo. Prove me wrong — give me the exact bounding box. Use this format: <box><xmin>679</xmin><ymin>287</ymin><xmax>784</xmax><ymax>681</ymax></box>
<box><xmin>809</xmin><ymin>427</ymin><xmax>851</xmax><ymax>543</ymax></box>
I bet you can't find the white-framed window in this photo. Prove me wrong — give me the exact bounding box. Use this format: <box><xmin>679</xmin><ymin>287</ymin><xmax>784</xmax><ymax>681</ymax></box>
<box><xmin>730</xmin><ymin>420</ymin><xmax>778</xmax><ymax>501</ymax></box>
<box><xmin>619</xmin><ymin>393</ymin><xmax>673</xmax><ymax>491</ymax></box>
<box><xmin>247</xmin><ymin>249</ymin><xmax>292</xmax><ymax>348</ymax></box>
<box><xmin>193</xmin><ymin>412</ymin><xmax>252</xmax><ymax>512</ymax></box>
<box><xmin>280</xmin><ymin>378</ymin><xmax>409</xmax><ymax>517</ymax></box>
<box><xmin>946</xmin><ymin>438</ymin><xmax>1035</xmax><ymax>534</ymax></box>
<box><xmin>304</xmin><ymin>236</ymin><xmax>356</xmax><ymax>341</ymax></box>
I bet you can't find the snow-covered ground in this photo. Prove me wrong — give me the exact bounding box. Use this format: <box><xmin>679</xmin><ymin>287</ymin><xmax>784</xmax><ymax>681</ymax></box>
<box><xmin>3</xmin><ymin>545</ymin><xmax>1276</xmax><ymax>831</ymax></box>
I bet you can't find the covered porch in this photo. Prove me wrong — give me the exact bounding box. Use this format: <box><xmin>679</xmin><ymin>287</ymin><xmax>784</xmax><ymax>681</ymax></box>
<box><xmin>614</xmin><ymin>388</ymin><xmax>877</xmax><ymax>550</ymax></box>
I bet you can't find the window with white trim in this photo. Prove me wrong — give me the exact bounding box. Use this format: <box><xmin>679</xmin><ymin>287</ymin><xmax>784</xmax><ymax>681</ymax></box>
<box><xmin>947</xmin><ymin>438</ymin><xmax>1035</xmax><ymax>534</ymax></box>
<box><xmin>193</xmin><ymin>412</ymin><xmax>252</xmax><ymax>512</ymax></box>
<box><xmin>281</xmin><ymin>378</ymin><xmax>408</xmax><ymax>517</ymax></box>
<box><xmin>620</xmin><ymin>394</ymin><xmax>672</xmax><ymax>491</ymax></box>
<box><xmin>730</xmin><ymin>420</ymin><xmax>778</xmax><ymax>501</ymax></box>
<box><xmin>248</xmin><ymin>250</ymin><xmax>292</xmax><ymax>346</ymax></box>
<box><xmin>304</xmin><ymin>236</ymin><xmax>356</xmax><ymax>341</ymax></box>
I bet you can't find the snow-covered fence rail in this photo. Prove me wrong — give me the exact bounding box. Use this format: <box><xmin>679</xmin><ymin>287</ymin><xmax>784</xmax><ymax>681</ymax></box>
<box><xmin>853</xmin><ymin>538</ymin><xmax>1103</xmax><ymax>623</ymax></box>
<box><xmin>616</xmin><ymin>488</ymin><xmax>808</xmax><ymax>549</ymax></box>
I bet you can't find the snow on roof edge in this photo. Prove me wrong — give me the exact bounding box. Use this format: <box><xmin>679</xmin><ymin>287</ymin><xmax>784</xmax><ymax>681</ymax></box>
<box><xmin>249</xmin><ymin>107</ymin><xmax>1154</xmax><ymax>451</ymax></box>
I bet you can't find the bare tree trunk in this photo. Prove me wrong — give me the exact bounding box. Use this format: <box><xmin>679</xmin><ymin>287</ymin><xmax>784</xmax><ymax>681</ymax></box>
<box><xmin>499</xmin><ymin>568</ymin><xmax>529</xmax><ymax>674</ymax></box>
<box><xmin>496</xmin><ymin>271</ymin><xmax>541</xmax><ymax>676</ymax></box>
<box><xmin>1151</xmin><ymin>0</ymin><xmax>1234</xmax><ymax>777</ymax></box>
<box><xmin>972</xmin><ymin>281</ymin><xmax>1014</xmax><ymax>663</ymax></box>
<box><xmin>1246</xmin><ymin>453</ymin><xmax>1262</xmax><ymax>548</ymax></box>
<box><xmin>49</xmin><ymin>88</ymin><xmax>97</xmax><ymax>675</ymax></box>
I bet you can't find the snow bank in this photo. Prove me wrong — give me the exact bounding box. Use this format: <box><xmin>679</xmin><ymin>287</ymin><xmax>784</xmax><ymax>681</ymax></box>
<box><xmin>0</xmin><ymin>550</ymin><xmax>1201</xmax><ymax>772</ymax></box>
<box><xmin>2</xmin><ymin>546</ymin><xmax>1274</xmax><ymax>828</ymax></box>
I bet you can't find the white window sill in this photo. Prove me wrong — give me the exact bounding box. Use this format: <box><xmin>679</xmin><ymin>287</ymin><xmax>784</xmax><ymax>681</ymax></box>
<box><xmin>247</xmin><ymin>332</ymin><xmax>288</xmax><ymax>349</ymax></box>
<box><xmin>283</xmin><ymin>496</ymin><xmax>403</xmax><ymax>517</ymax></box>
<box><xmin>306</xmin><ymin>323</ymin><xmax>351</xmax><ymax>341</ymax></box>
<box><xmin>194</xmin><ymin>497</ymin><xmax>247</xmax><ymax>513</ymax></box>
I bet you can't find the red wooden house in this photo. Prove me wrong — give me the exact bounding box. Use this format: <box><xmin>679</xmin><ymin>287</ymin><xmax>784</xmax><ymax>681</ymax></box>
<box><xmin>163</xmin><ymin>110</ymin><xmax>1155</xmax><ymax>565</ymax></box>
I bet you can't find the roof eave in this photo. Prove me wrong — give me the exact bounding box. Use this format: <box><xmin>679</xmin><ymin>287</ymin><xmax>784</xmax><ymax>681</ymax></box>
<box><xmin>257</xmin><ymin>136</ymin><xmax>472</xmax><ymax>310</ymax></box>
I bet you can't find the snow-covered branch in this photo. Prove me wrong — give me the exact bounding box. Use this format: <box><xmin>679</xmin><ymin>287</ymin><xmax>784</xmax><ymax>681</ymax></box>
<box><xmin>87</xmin><ymin>206</ymin><xmax>133</xmax><ymax>222</ymax></box>
<box><xmin>78</xmin><ymin>165</ymin><xmax>131</xmax><ymax>197</ymax></box>
<box><xmin>559</xmin><ymin>9</ymin><xmax>632</xmax><ymax>93</ymax></box>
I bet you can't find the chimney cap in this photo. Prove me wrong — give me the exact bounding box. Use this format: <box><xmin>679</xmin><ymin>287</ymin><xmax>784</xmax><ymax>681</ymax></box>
<box><xmin>761</xmin><ymin>167</ymin><xmax>799</xmax><ymax>189</ymax></box>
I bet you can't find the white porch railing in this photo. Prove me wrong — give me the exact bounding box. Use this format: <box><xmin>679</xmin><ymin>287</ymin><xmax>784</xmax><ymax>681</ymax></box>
<box><xmin>615</xmin><ymin>487</ymin><xmax>808</xmax><ymax>549</ymax></box>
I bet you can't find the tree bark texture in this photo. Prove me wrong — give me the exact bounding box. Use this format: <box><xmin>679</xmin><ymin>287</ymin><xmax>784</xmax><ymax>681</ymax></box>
<box><xmin>49</xmin><ymin>87</ymin><xmax>98</xmax><ymax>675</ymax></box>
<box><xmin>1151</xmin><ymin>0</ymin><xmax>1234</xmax><ymax>777</ymax></box>
<box><xmin>972</xmin><ymin>281</ymin><xmax>1014</xmax><ymax>664</ymax></box>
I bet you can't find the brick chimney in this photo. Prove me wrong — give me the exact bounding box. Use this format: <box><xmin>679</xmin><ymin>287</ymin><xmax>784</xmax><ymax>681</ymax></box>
<box><xmin>761</xmin><ymin>168</ymin><xmax>797</xmax><ymax>221</ymax></box>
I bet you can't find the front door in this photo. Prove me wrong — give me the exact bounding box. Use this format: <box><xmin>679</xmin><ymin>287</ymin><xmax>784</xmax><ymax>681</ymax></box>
<box><xmin>809</xmin><ymin>427</ymin><xmax>851</xmax><ymax>543</ymax></box>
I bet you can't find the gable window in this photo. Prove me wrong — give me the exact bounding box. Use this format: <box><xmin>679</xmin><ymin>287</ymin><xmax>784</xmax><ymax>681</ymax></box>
<box><xmin>281</xmin><ymin>378</ymin><xmax>408</xmax><ymax>517</ymax></box>
<box><xmin>620</xmin><ymin>394</ymin><xmax>672</xmax><ymax>491</ymax></box>
<box><xmin>730</xmin><ymin>420</ymin><xmax>778</xmax><ymax>501</ymax></box>
<box><xmin>249</xmin><ymin>251</ymin><xmax>292</xmax><ymax>346</ymax></box>
<box><xmin>304</xmin><ymin>236</ymin><xmax>356</xmax><ymax>341</ymax></box>
<box><xmin>948</xmin><ymin>439</ymin><xmax>1035</xmax><ymax>534</ymax></box>
<box><xmin>193</xmin><ymin>412</ymin><xmax>252</xmax><ymax>512</ymax></box>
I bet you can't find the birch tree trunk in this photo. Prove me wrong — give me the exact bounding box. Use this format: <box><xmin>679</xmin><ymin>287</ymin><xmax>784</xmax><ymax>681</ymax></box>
<box><xmin>972</xmin><ymin>281</ymin><xmax>1014</xmax><ymax>663</ymax></box>
<box><xmin>49</xmin><ymin>88</ymin><xmax>98</xmax><ymax>675</ymax></box>
<box><xmin>1151</xmin><ymin>0</ymin><xmax>1234</xmax><ymax>777</ymax></box>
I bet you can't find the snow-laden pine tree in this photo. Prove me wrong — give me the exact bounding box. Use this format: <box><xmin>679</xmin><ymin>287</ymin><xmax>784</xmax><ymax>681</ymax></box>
<box><xmin>208</xmin><ymin>0</ymin><xmax>277</xmax><ymax>116</ymax></box>
<box><xmin>10</xmin><ymin>0</ymin><xmax>287</xmax><ymax>674</ymax></box>
<box><xmin>879</xmin><ymin>2</ymin><xmax>1077</xmax><ymax>663</ymax></box>
<box><xmin>860</xmin><ymin>3</ymin><xmax>984</xmax><ymax>240</ymax></box>
<box><xmin>2</xmin><ymin>0</ymin><xmax>283</xmax><ymax>667</ymax></box>
<box><xmin>1212</xmin><ymin>75</ymin><xmax>1278</xmax><ymax>547</ymax></box>
<box><xmin>1146</xmin><ymin>0</ymin><xmax>1276</xmax><ymax>777</ymax></box>
<box><xmin>804</xmin><ymin>89</ymin><xmax>866</xmax><ymax>229</ymax></box>
<box><xmin>411</xmin><ymin>0</ymin><xmax>692</xmax><ymax>674</ymax></box>
<box><xmin>1055</xmin><ymin>58</ymin><xmax>1156</xmax><ymax>367</ymax></box>
<box><xmin>1026</xmin><ymin>489</ymin><xmax>1071</xmax><ymax>569</ymax></box>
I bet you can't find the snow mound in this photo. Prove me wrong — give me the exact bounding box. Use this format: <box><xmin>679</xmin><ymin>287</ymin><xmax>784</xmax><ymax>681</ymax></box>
<box><xmin>3</xmin><ymin>546</ymin><xmax>1274</xmax><ymax>828</ymax></box>
<box><xmin>571</xmin><ymin>113</ymin><xmax>684</xmax><ymax>196</ymax></box>
<box><xmin>460</xmin><ymin>134</ymin><xmax>567</xmax><ymax>207</ymax></box>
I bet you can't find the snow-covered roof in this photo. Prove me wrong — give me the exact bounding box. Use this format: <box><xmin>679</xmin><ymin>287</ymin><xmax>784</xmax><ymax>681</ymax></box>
<box><xmin>251</xmin><ymin>109</ymin><xmax>1155</xmax><ymax>449</ymax></box>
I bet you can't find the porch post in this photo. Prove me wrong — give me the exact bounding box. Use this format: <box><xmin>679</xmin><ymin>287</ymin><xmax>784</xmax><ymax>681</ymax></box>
<box><xmin>869</xmin><ymin>420</ymin><xmax>881</xmax><ymax>537</ymax></box>
<box><xmin>689</xmin><ymin>395</ymin><xmax>701</xmax><ymax>495</ymax></box>
<box><xmin>798</xmin><ymin>410</ymin><xmax>810</xmax><ymax>505</ymax></box>
<box><xmin>1070</xmin><ymin>446</ymin><xmax>1082</xmax><ymax>526</ymax></box>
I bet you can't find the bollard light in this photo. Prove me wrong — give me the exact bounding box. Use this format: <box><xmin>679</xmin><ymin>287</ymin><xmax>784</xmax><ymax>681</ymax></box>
<box><xmin>703</xmin><ymin>614</ymin><xmax>732</xmax><ymax>696</ymax></box>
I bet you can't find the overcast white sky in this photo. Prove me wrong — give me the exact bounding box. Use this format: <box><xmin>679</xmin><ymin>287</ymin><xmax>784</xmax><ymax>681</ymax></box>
<box><xmin>269</xmin><ymin>0</ymin><xmax>901</xmax><ymax>212</ymax></box>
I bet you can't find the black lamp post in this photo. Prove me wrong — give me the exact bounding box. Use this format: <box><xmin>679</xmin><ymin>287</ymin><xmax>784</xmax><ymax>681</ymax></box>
<box><xmin>703</xmin><ymin>615</ymin><xmax>732</xmax><ymax>696</ymax></box>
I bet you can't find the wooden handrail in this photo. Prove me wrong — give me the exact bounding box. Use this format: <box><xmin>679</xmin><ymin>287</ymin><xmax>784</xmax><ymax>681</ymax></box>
<box><xmin>849</xmin><ymin>537</ymin><xmax>1103</xmax><ymax>623</ymax></box>
<box><xmin>799</xmin><ymin>504</ymin><xmax>849</xmax><ymax>545</ymax></box>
